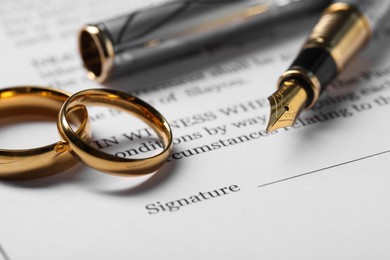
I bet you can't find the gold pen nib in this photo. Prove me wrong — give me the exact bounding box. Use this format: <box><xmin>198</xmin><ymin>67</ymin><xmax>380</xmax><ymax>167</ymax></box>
<box><xmin>266</xmin><ymin>80</ymin><xmax>308</xmax><ymax>132</ymax></box>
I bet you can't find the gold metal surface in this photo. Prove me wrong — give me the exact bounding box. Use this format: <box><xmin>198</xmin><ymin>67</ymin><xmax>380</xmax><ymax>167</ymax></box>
<box><xmin>0</xmin><ymin>86</ymin><xmax>90</xmax><ymax>180</ymax></box>
<box><xmin>58</xmin><ymin>89</ymin><xmax>173</xmax><ymax>176</ymax></box>
<box><xmin>304</xmin><ymin>3</ymin><xmax>371</xmax><ymax>71</ymax></box>
<box><xmin>278</xmin><ymin>68</ymin><xmax>321</xmax><ymax>109</ymax></box>
<box><xmin>266</xmin><ymin>2</ymin><xmax>372</xmax><ymax>133</ymax></box>
<box><xmin>79</xmin><ymin>25</ymin><xmax>115</xmax><ymax>83</ymax></box>
<box><xmin>266</xmin><ymin>80</ymin><xmax>307</xmax><ymax>132</ymax></box>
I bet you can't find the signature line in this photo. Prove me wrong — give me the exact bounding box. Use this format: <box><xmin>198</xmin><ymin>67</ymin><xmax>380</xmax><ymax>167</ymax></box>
<box><xmin>258</xmin><ymin>150</ymin><xmax>390</xmax><ymax>188</ymax></box>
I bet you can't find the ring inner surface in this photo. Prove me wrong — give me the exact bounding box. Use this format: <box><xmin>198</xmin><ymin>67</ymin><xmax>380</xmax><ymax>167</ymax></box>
<box><xmin>0</xmin><ymin>87</ymin><xmax>89</xmax><ymax>179</ymax></box>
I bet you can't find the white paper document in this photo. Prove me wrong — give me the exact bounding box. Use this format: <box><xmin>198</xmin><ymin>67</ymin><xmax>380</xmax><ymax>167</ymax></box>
<box><xmin>1</xmin><ymin>0</ymin><xmax>390</xmax><ymax>259</ymax></box>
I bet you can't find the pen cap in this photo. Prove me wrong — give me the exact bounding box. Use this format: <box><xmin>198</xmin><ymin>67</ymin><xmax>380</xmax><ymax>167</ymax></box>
<box><xmin>79</xmin><ymin>0</ymin><xmax>330</xmax><ymax>82</ymax></box>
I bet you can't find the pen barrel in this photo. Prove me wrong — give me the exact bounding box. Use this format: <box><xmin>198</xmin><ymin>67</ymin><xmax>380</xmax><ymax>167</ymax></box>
<box><xmin>305</xmin><ymin>3</ymin><xmax>371</xmax><ymax>71</ymax></box>
<box><xmin>79</xmin><ymin>0</ymin><xmax>329</xmax><ymax>82</ymax></box>
<box><xmin>279</xmin><ymin>2</ymin><xmax>371</xmax><ymax>108</ymax></box>
<box><xmin>337</xmin><ymin>0</ymin><xmax>390</xmax><ymax>29</ymax></box>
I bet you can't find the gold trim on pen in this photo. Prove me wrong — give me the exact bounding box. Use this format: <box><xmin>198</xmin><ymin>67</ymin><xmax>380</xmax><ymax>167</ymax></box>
<box><xmin>266</xmin><ymin>2</ymin><xmax>372</xmax><ymax>132</ymax></box>
<box><xmin>79</xmin><ymin>25</ymin><xmax>115</xmax><ymax>83</ymax></box>
<box><xmin>304</xmin><ymin>3</ymin><xmax>371</xmax><ymax>72</ymax></box>
<box><xmin>278</xmin><ymin>67</ymin><xmax>321</xmax><ymax>109</ymax></box>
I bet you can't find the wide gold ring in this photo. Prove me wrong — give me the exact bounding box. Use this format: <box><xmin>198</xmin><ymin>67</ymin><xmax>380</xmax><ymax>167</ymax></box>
<box><xmin>0</xmin><ymin>86</ymin><xmax>90</xmax><ymax>180</ymax></box>
<box><xmin>57</xmin><ymin>88</ymin><xmax>172</xmax><ymax>177</ymax></box>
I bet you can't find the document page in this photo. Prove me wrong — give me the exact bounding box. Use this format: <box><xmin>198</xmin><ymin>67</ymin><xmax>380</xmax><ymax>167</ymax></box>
<box><xmin>1</xmin><ymin>0</ymin><xmax>390</xmax><ymax>259</ymax></box>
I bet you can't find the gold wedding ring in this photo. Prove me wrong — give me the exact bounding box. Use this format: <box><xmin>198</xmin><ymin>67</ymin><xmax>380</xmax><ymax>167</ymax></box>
<box><xmin>0</xmin><ymin>86</ymin><xmax>90</xmax><ymax>180</ymax></box>
<box><xmin>58</xmin><ymin>88</ymin><xmax>172</xmax><ymax>177</ymax></box>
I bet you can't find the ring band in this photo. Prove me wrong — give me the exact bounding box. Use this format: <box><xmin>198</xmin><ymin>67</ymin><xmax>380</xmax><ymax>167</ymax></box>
<box><xmin>57</xmin><ymin>88</ymin><xmax>173</xmax><ymax>177</ymax></box>
<box><xmin>0</xmin><ymin>86</ymin><xmax>90</xmax><ymax>180</ymax></box>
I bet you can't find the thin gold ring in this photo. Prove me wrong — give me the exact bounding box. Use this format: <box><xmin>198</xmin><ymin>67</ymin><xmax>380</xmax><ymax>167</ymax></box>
<box><xmin>57</xmin><ymin>88</ymin><xmax>173</xmax><ymax>177</ymax></box>
<box><xmin>0</xmin><ymin>86</ymin><xmax>90</xmax><ymax>180</ymax></box>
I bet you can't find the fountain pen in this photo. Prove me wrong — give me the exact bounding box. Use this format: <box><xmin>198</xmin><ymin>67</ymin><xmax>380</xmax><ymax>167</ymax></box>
<box><xmin>266</xmin><ymin>0</ymin><xmax>390</xmax><ymax>132</ymax></box>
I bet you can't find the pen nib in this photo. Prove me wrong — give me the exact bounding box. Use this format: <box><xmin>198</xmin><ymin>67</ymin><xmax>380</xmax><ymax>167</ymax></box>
<box><xmin>266</xmin><ymin>80</ymin><xmax>308</xmax><ymax>132</ymax></box>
